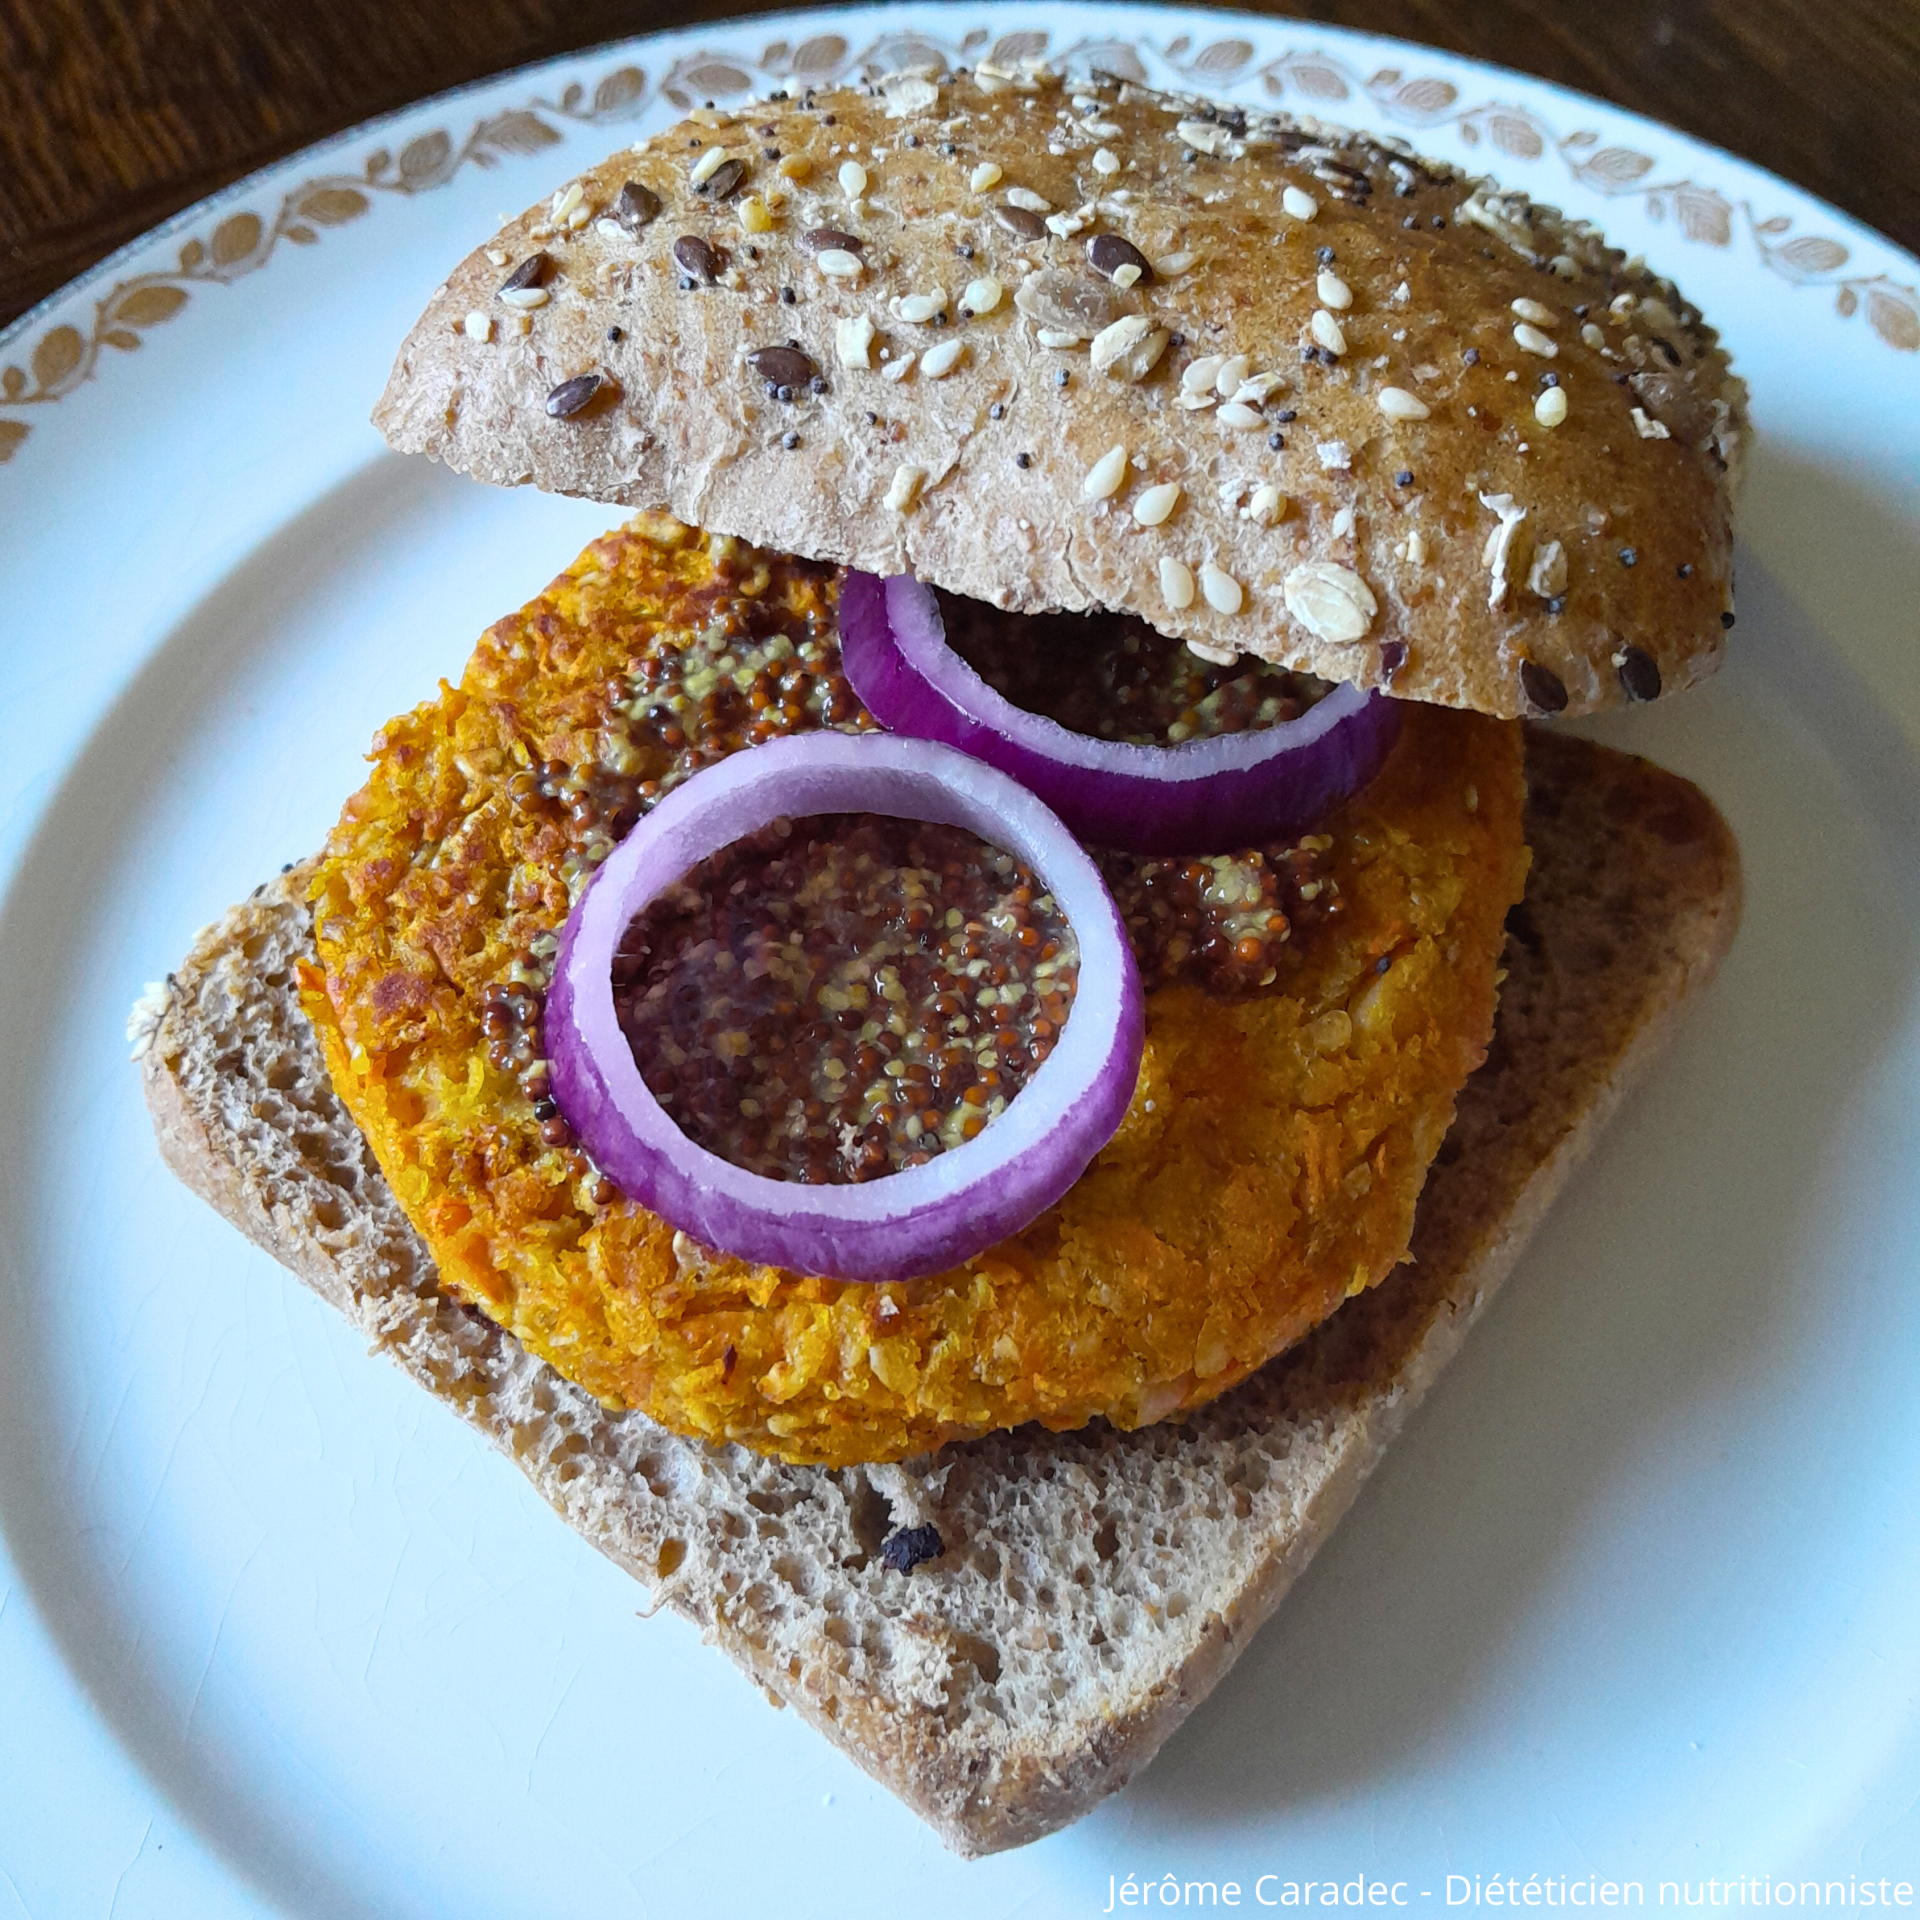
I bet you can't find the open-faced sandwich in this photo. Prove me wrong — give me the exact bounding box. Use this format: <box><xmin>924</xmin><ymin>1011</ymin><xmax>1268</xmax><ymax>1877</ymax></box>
<box><xmin>134</xmin><ymin>62</ymin><xmax>1744</xmax><ymax>1853</ymax></box>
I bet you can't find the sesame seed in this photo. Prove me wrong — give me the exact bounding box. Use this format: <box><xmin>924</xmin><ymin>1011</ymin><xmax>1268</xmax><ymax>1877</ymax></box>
<box><xmin>1133</xmin><ymin>481</ymin><xmax>1182</xmax><ymax>526</ymax></box>
<box><xmin>1282</xmin><ymin>185</ymin><xmax>1318</xmax><ymax>221</ymax></box>
<box><xmin>922</xmin><ymin>339</ymin><xmax>965</xmax><ymax>379</ymax></box>
<box><xmin>880</xmin><ymin>352</ymin><xmax>916</xmax><ymax>383</ymax></box>
<box><xmin>1093</xmin><ymin>147</ymin><xmax>1120</xmax><ymax>175</ymax></box>
<box><xmin>1214</xmin><ymin>354</ymin><xmax>1250</xmax><ymax>397</ymax></box>
<box><xmin>1534</xmin><ymin>387</ymin><xmax>1569</xmax><ymax>428</ymax></box>
<box><xmin>463</xmin><ymin>310</ymin><xmax>493</xmax><ymax>342</ymax></box>
<box><xmin>1511</xmin><ymin>296</ymin><xmax>1558</xmax><ymax>327</ymax></box>
<box><xmin>1406</xmin><ymin>528</ymin><xmax>1428</xmax><ymax>565</ymax></box>
<box><xmin>1513</xmin><ymin>322</ymin><xmax>1559</xmax><ymax>358</ymax></box>
<box><xmin>1310</xmin><ymin>309</ymin><xmax>1347</xmax><ymax>356</ymax></box>
<box><xmin>969</xmin><ymin>161</ymin><xmax>1003</xmax><ymax>191</ymax></box>
<box><xmin>839</xmin><ymin>161</ymin><xmax>869</xmax><ymax>198</ymax></box>
<box><xmin>1377</xmin><ymin>386</ymin><xmax>1429</xmax><ymax>421</ymax></box>
<box><xmin>498</xmin><ymin>286</ymin><xmax>549</xmax><ymax>310</ymax></box>
<box><xmin>1581</xmin><ymin>322</ymin><xmax>1607</xmax><ymax>350</ymax></box>
<box><xmin>1247</xmin><ymin>482</ymin><xmax>1286</xmax><ymax>524</ymax></box>
<box><xmin>1316</xmin><ymin>269</ymin><xmax>1353</xmax><ymax>310</ymax></box>
<box><xmin>816</xmin><ymin>248</ymin><xmax>862</xmax><ymax>279</ymax></box>
<box><xmin>1218</xmin><ymin>401</ymin><xmax>1263</xmax><ymax>429</ymax></box>
<box><xmin>897</xmin><ymin>293</ymin><xmax>942</xmax><ymax>323</ymax></box>
<box><xmin>688</xmin><ymin>146</ymin><xmax>730</xmax><ymax>188</ymax></box>
<box><xmin>963</xmin><ymin>275</ymin><xmax>1004</xmax><ymax>313</ymax></box>
<box><xmin>1199</xmin><ymin>564</ymin><xmax>1244</xmax><ymax>615</ymax></box>
<box><xmin>1003</xmin><ymin>186</ymin><xmax>1052</xmax><ymax>214</ymax></box>
<box><xmin>1182</xmin><ymin>355</ymin><xmax>1224</xmax><ymax>396</ymax></box>
<box><xmin>1082</xmin><ymin>443</ymin><xmax>1129</xmax><ymax>500</ymax></box>
<box><xmin>1158</xmin><ymin>557</ymin><xmax>1196</xmax><ymax>610</ymax></box>
<box><xmin>884</xmin><ymin>463</ymin><xmax>925</xmax><ymax>512</ymax></box>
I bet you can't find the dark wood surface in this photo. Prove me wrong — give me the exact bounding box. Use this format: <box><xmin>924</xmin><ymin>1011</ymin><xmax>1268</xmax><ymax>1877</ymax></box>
<box><xmin>2</xmin><ymin>0</ymin><xmax>1916</xmax><ymax>328</ymax></box>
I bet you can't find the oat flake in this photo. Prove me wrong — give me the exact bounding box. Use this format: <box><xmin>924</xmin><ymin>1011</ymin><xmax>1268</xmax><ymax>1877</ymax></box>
<box><xmin>1283</xmin><ymin>562</ymin><xmax>1378</xmax><ymax>645</ymax></box>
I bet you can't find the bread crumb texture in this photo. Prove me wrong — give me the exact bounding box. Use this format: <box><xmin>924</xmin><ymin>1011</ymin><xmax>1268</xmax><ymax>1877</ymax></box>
<box><xmin>305</xmin><ymin>520</ymin><xmax>1527</xmax><ymax>1465</ymax></box>
<box><xmin>374</xmin><ymin>69</ymin><xmax>1745</xmax><ymax>719</ymax></box>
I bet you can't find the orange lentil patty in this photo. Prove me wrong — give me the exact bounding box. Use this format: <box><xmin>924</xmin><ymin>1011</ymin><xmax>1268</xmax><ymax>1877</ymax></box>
<box><xmin>304</xmin><ymin>516</ymin><xmax>1528</xmax><ymax>1467</ymax></box>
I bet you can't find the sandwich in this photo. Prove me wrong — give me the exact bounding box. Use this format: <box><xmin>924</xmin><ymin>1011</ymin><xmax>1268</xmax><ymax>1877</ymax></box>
<box><xmin>133</xmin><ymin>63</ymin><xmax>1744</xmax><ymax>1853</ymax></box>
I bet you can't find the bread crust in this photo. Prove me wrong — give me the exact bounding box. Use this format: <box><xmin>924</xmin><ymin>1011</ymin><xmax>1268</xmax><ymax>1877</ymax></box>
<box><xmin>375</xmin><ymin>71</ymin><xmax>1745</xmax><ymax>719</ymax></box>
<box><xmin>137</xmin><ymin>730</ymin><xmax>1739</xmax><ymax>1854</ymax></box>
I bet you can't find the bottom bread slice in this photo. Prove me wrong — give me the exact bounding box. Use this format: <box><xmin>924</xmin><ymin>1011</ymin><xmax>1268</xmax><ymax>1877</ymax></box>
<box><xmin>136</xmin><ymin>728</ymin><xmax>1739</xmax><ymax>1856</ymax></box>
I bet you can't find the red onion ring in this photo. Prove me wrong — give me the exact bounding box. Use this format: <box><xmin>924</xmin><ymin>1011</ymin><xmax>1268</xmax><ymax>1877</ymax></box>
<box><xmin>547</xmin><ymin>732</ymin><xmax>1145</xmax><ymax>1283</ymax></box>
<box><xmin>839</xmin><ymin>572</ymin><xmax>1403</xmax><ymax>854</ymax></box>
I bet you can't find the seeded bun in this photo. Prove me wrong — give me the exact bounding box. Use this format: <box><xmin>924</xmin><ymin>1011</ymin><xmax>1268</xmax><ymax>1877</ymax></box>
<box><xmin>374</xmin><ymin>67</ymin><xmax>1746</xmax><ymax>719</ymax></box>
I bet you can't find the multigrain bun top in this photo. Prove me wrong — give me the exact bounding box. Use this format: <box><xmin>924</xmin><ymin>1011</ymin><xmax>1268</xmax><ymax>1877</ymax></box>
<box><xmin>374</xmin><ymin>66</ymin><xmax>1747</xmax><ymax>719</ymax></box>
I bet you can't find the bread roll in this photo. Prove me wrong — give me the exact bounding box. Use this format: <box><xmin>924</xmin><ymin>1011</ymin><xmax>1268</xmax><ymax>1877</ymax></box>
<box><xmin>375</xmin><ymin>67</ymin><xmax>1745</xmax><ymax>719</ymax></box>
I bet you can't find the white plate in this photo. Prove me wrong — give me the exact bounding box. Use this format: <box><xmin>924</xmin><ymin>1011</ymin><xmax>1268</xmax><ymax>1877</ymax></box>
<box><xmin>3</xmin><ymin>6</ymin><xmax>1919</xmax><ymax>1912</ymax></box>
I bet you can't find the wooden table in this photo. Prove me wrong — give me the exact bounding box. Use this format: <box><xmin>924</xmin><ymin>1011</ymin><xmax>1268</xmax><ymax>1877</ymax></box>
<box><xmin>2</xmin><ymin>0</ymin><xmax>1916</xmax><ymax>328</ymax></box>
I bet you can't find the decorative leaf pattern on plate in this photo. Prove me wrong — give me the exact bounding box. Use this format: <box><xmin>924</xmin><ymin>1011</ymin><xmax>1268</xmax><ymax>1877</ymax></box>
<box><xmin>4</xmin><ymin>24</ymin><xmax>1915</xmax><ymax>467</ymax></box>
<box><xmin>1866</xmin><ymin>284</ymin><xmax>1920</xmax><ymax>351</ymax></box>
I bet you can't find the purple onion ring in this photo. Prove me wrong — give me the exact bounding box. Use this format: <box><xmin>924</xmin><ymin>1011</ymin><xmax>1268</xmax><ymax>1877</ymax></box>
<box><xmin>839</xmin><ymin>571</ymin><xmax>1402</xmax><ymax>854</ymax></box>
<box><xmin>547</xmin><ymin>731</ymin><xmax>1145</xmax><ymax>1283</ymax></box>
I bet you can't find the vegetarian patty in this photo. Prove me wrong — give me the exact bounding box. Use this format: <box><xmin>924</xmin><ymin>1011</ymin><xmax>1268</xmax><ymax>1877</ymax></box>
<box><xmin>305</xmin><ymin>517</ymin><xmax>1527</xmax><ymax>1466</ymax></box>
